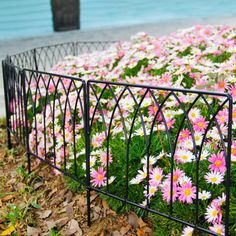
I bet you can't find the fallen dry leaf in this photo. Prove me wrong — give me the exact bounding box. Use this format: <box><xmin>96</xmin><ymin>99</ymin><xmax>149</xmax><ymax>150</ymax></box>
<box><xmin>128</xmin><ymin>211</ymin><xmax>139</xmax><ymax>228</ymax></box>
<box><xmin>138</xmin><ymin>217</ymin><xmax>146</xmax><ymax>228</ymax></box>
<box><xmin>120</xmin><ymin>225</ymin><xmax>131</xmax><ymax>235</ymax></box>
<box><xmin>33</xmin><ymin>182</ymin><xmax>44</xmax><ymax>190</ymax></box>
<box><xmin>64</xmin><ymin>219</ymin><xmax>82</xmax><ymax>236</ymax></box>
<box><xmin>112</xmin><ymin>230</ymin><xmax>121</xmax><ymax>236</ymax></box>
<box><xmin>102</xmin><ymin>200</ymin><xmax>109</xmax><ymax>210</ymax></box>
<box><xmin>1</xmin><ymin>193</ymin><xmax>18</xmax><ymax>202</ymax></box>
<box><xmin>46</xmin><ymin>220</ymin><xmax>56</xmax><ymax>230</ymax></box>
<box><xmin>39</xmin><ymin>209</ymin><xmax>52</xmax><ymax>219</ymax></box>
<box><xmin>27</xmin><ymin>226</ymin><xmax>41</xmax><ymax>236</ymax></box>
<box><xmin>66</xmin><ymin>205</ymin><xmax>74</xmax><ymax>216</ymax></box>
<box><xmin>55</xmin><ymin>217</ymin><xmax>69</xmax><ymax>229</ymax></box>
<box><xmin>137</xmin><ymin>228</ymin><xmax>145</xmax><ymax>236</ymax></box>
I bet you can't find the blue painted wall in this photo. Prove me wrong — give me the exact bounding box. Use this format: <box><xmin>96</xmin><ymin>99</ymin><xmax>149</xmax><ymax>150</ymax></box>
<box><xmin>1</xmin><ymin>0</ymin><xmax>236</xmax><ymax>40</ymax></box>
<box><xmin>0</xmin><ymin>0</ymin><xmax>53</xmax><ymax>39</ymax></box>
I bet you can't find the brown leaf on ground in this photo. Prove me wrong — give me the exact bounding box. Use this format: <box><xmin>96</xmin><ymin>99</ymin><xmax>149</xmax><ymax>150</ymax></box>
<box><xmin>64</xmin><ymin>219</ymin><xmax>82</xmax><ymax>236</ymax></box>
<box><xmin>1</xmin><ymin>193</ymin><xmax>18</xmax><ymax>202</ymax></box>
<box><xmin>27</xmin><ymin>226</ymin><xmax>41</xmax><ymax>236</ymax></box>
<box><xmin>55</xmin><ymin>217</ymin><xmax>69</xmax><ymax>229</ymax></box>
<box><xmin>66</xmin><ymin>205</ymin><xmax>74</xmax><ymax>216</ymax></box>
<box><xmin>137</xmin><ymin>228</ymin><xmax>145</xmax><ymax>236</ymax></box>
<box><xmin>33</xmin><ymin>182</ymin><xmax>44</xmax><ymax>190</ymax></box>
<box><xmin>128</xmin><ymin>211</ymin><xmax>139</xmax><ymax>228</ymax></box>
<box><xmin>112</xmin><ymin>230</ymin><xmax>121</xmax><ymax>236</ymax></box>
<box><xmin>39</xmin><ymin>209</ymin><xmax>52</xmax><ymax>219</ymax></box>
<box><xmin>120</xmin><ymin>225</ymin><xmax>132</xmax><ymax>235</ymax></box>
<box><xmin>102</xmin><ymin>199</ymin><xmax>109</xmax><ymax>210</ymax></box>
<box><xmin>46</xmin><ymin>221</ymin><xmax>56</xmax><ymax>230</ymax></box>
<box><xmin>138</xmin><ymin>217</ymin><xmax>146</xmax><ymax>228</ymax></box>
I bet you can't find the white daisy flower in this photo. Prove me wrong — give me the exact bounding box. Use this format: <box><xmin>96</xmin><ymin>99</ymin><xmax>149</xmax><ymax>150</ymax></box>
<box><xmin>199</xmin><ymin>190</ymin><xmax>211</xmax><ymax>200</ymax></box>
<box><xmin>181</xmin><ymin>226</ymin><xmax>194</xmax><ymax>236</ymax></box>
<box><xmin>205</xmin><ymin>171</ymin><xmax>224</xmax><ymax>185</ymax></box>
<box><xmin>130</xmin><ymin>177</ymin><xmax>141</xmax><ymax>185</ymax></box>
<box><xmin>141</xmin><ymin>155</ymin><xmax>158</xmax><ymax>166</ymax></box>
<box><xmin>209</xmin><ymin>224</ymin><xmax>225</xmax><ymax>235</ymax></box>
<box><xmin>108</xmin><ymin>176</ymin><xmax>116</xmax><ymax>184</ymax></box>
<box><xmin>182</xmin><ymin>138</ymin><xmax>194</xmax><ymax>150</ymax></box>
<box><xmin>205</xmin><ymin>205</ymin><xmax>219</xmax><ymax>223</ymax></box>
<box><xmin>176</xmin><ymin>149</ymin><xmax>195</xmax><ymax>163</ymax></box>
<box><xmin>179</xmin><ymin>175</ymin><xmax>192</xmax><ymax>186</ymax></box>
<box><xmin>134</xmin><ymin>127</ymin><xmax>149</xmax><ymax>136</ymax></box>
<box><xmin>199</xmin><ymin>149</ymin><xmax>210</xmax><ymax>161</ymax></box>
<box><xmin>194</xmin><ymin>132</ymin><xmax>203</xmax><ymax>146</ymax></box>
<box><xmin>189</xmin><ymin>108</ymin><xmax>201</xmax><ymax>122</ymax></box>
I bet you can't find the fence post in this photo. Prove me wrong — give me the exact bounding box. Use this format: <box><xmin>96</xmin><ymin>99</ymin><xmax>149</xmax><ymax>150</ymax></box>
<box><xmin>84</xmin><ymin>81</ymin><xmax>91</xmax><ymax>226</ymax></box>
<box><xmin>225</xmin><ymin>94</ymin><xmax>233</xmax><ymax>236</ymax></box>
<box><xmin>2</xmin><ymin>58</ymin><xmax>12</xmax><ymax>149</ymax></box>
<box><xmin>21</xmin><ymin>70</ymin><xmax>31</xmax><ymax>174</ymax></box>
<box><xmin>33</xmin><ymin>49</ymin><xmax>38</xmax><ymax>72</ymax></box>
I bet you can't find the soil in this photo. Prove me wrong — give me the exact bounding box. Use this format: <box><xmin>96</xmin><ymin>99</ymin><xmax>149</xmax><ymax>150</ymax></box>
<box><xmin>0</xmin><ymin>119</ymin><xmax>152</xmax><ymax>236</ymax></box>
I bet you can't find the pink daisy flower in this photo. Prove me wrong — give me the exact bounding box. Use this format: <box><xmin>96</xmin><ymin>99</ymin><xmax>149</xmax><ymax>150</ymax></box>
<box><xmin>150</xmin><ymin>167</ymin><xmax>163</xmax><ymax>186</ymax></box>
<box><xmin>91</xmin><ymin>167</ymin><xmax>106</xmax><ymax>187</ymax></box>
<box><xmin>217</xmin><ymin>109</ymin><xmax>228</xmax><ymax>125</ymax></box>
<box><xmin>193</xmin><ymin>117</ymin><xmax>208</xmax><ymax>133</ymax></box>
<box><xmin>179</xmin><ymin>129</ymin><xmax>191</xmax><ymax>142</ymax></box>
<box><xmin>100</xmin><ymin>152</ymin><xmax>113</xmax><ymax>166</ymax></box>
<box><xmin>178</xmin><ymin>182</ymin><xmax>196</xmax><ymax>204</ymax></box>
<box><xmin>208</xmin><ymin>152</ymin><xmax>226</xmax><ymax>173</ymax></box>
<box><xmin>229</xmin><ymin>84</ymin><xmax>236</xmax><ymax>100</ymax></box>
<box><xmin>167</xmin><ymin>168</ymin><xmax>184</xmax><ymax>184</ymax></box>
<box><xmin>166</xmin><ymin>118</ymin><xmax>176</xmax><ymax>129</ymax></box>
<box><xmin>161</xmin><ymin>180</ymin><xmax>179</xmax><ymax>203</ymax></box>
<box><xmin>215</xmin><ymin>80</ymin><xmax>228</xmax><ymax>92</ymax></box>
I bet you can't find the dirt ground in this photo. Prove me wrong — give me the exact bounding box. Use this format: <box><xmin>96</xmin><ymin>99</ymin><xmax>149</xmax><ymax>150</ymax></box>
<box><xmin>0</xmin><ymin>119</ymin><xmax>152</xmax><ymax>236</ymax></box>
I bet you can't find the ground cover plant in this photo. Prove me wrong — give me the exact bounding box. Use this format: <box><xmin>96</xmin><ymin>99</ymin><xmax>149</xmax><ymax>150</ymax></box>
<box><xmin>22</xmin><ymin>25</ymin><xmax>236</xmax><ymax>235</ymax></box>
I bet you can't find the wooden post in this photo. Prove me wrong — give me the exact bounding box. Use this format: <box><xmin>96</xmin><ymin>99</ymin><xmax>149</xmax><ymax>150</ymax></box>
<box><xmin>51</xmin><ymin>0</ymin><xmax>80</xmax><ymax>31</ymax></box>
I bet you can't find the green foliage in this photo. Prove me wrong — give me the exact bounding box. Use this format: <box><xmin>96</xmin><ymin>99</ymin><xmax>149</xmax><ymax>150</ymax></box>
<box><xmin>206</xmin><ymin>51</ymin><xmax>232</xmax><ymax>63</ymax></box>
<box><xmin>177</xmin><ymin>46</ymin><xmax>192</xmax><ymax>57</ymax></box>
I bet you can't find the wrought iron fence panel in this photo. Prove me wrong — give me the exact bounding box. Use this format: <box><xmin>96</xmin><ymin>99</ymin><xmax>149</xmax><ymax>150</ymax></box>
<box><xmin>1</xmin><ymin>41</ymin><xmax>233</xmax><ymax>236</ymax></box>
<box><xmin>87</xmin><ymin>80</ymin><xmax>232</xmax><ymax>236</ymax></box>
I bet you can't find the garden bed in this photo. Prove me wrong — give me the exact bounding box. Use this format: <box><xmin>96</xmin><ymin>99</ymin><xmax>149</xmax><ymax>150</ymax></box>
<box><xmin>2</xmin><ymin>25</ymin><xmax>236</xmax><ymax>236</ymax></box>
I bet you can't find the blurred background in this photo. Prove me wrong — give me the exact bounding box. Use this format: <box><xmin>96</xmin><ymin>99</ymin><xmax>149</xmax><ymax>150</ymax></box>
<box><xmin>0</xmin><ymin>0</ymin><xmax>236</xmax><ymax>40</ymax></box>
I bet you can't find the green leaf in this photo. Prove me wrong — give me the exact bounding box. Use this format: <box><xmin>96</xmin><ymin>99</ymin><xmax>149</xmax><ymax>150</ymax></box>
<box><xmin>30</xmin><ymin>199</ymin><xmax>41</xmax><ymax>209</ymax></box>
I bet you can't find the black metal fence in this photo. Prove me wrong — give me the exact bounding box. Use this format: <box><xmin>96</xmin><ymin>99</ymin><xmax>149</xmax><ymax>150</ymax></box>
<box><xmin>2</xmin><ymin>41</ymin><xmax>233</xmax><ymax>236</ymax></box>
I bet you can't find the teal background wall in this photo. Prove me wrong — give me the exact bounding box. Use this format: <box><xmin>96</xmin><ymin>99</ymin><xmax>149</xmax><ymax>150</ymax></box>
<box><xmin>0</xmin><ymin>0</ymin><xmax>236</xmax><ymax>40</ymax></box>
<box><xmin>0</xmin><ymin>0</ymin><xmax>53</xmax><ymax>39</ymax></box>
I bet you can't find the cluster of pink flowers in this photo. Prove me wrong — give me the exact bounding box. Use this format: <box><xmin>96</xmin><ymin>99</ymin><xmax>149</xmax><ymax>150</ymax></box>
<box><xmin>24</xmin><ymin>25</ymin><xmax>236</xmax><ymax>235</ymax></box>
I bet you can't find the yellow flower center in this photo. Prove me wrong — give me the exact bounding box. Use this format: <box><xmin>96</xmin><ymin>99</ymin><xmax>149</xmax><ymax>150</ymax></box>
<box><xmin>173</xmin><ymin>175</ymin><xmax>178</xmax><ymax>182</ymax></box>
<box><xmin>182</xmin><ymin>155</ymin><xmax>188</xmax><ymax>160</ymax></box>
<box><xmin>211</xmin><ymin>177</ymin><xmax>217</xmax><ymax>183</ymax></box>
<box><xmin>150</xmin><ymin>188</ymin><xmax>155</xmax><ymax>194</ymax></box>
<box><xmin>156</xmin><ymin>175</ymin><xmax>161</xmax><ymax>181</ymax></box>
<box><xmin>97</xmin><ymin>174</ymin><xmax>103</xmax><ymax>181</ymax></box>
<box><xmin>212</xmin><ymin>210</ymin><xmax>217</xmax><ymax>217</ymax></box>
<box><xmin>184</xmin><ymin>189</ymin><xmax>191</xmax><ymax>196</ymax></box>
<box><xmin>218</xmin><ymin>81</ymin><xmax>225</xmax><ymax>89</ymax></box>
<box><xmin>216</xmin><ymin>228</ymin><xmax>222</xmax><ymax>234</ymax></box>
<box><xmin>215</xmin><ymin>160</ymin><xmax>222</xmax><ymax>167</ymax></box>
<box><xmin>198</xmin><ymin>122</ymin><xmax>204</xmax><ymax>128</ymax></box>
<box><xmin>233</xmin><ymin>112</ymin><xmax>236</xmax><ymax>119</ymax></box>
